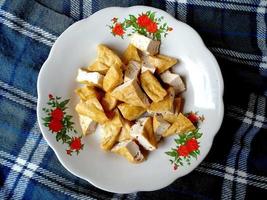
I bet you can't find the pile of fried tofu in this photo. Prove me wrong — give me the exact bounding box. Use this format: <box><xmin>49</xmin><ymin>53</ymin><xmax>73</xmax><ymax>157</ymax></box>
<box><xmin>75</xmin><ymin>33</ymin><xmax>196</xmax><ymax>163</ymax></box>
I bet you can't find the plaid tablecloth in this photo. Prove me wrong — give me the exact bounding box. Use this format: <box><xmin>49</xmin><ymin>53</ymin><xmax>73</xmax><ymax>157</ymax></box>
<box><xmin>0</xmin><ymin>0</ymin><xmax>266</xmax><ymax>199</ymax></box>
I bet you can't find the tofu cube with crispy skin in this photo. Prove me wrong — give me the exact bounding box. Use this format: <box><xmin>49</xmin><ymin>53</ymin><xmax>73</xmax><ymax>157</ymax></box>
<box><xmin>103</xmin><ymin>65</ymin><xmax>123</xmax><ymax>92</ymax></box>
<box><xmin>87</xmin><ymin>61</ymin><xmax>109</xmax><ymax>75</ymax></box>
<box><xmin>118</xmin><ymin>103</ymin><xmax>146</xmax><ymax>121</ymax></box>
<box><xmin>124</xmin><ymin>61</ymin><xmax>141</xmax><ymax>82</ymax></box>
<box><xmin>111</xmin><ymin>140</ymin><xmax>144</xmax><ymax>163</ymax></box>
<box><xmin>140</xmin><ymin>71</ymin><xmax>167</xmax><ymax>102</ymax></box>
<box><xmin>153</xmin><ymin>115</ymin><xmax>171</xmax><ymax>141</ymax></box>
<box><xmin>163</xmin><ymin>113</ymin><xmax>179</xmax><ymax>123</ymax></box>
<box><xmin>111</xmin><ymin>79</ymin><xmax>150</xmax><ymax>108</ymax></box>
<box><xmin>78</xmin><ymin>115</ymin><xmax>97</xmax><ymax>136</ymax></box>
<box><xmin>130</xmin><ymin>117</ymin><xmax>157</xmax><ymax>151</ymax></box>
<box><xmin>130</xmin><ymin>33</ymin><xmax>160</xmax><ymax>55</ymax></box>
<box><xmin>75</xmin><ymin>98</ymin><xmax>108</xmax><ymax>124</ymax></box>
<box><xmin>174</xmin><ymin>97</ymin><xmax>183</xmax><ymax>114</ymax></box>
<box><xmin>101</xmin><ymin>109</ymin><xmax>123</xmax><ymax>151</ymax></box>
<box><xmin>148</xmin><ymin>87</ymin><xmax>175</xmax><ymax>114</ymax></box>
<box><xmin>147</xmin><ymin>54</ymin><xmax>177</xmax><ymax>74</ymax></box>
<box><xmin>122</xmin><ymin>44</ymin><xmax>141</xmax><ymax>64</ymax></box>
<box><xmin>141</xmin><ymin>61</ymin><xmax>156</xmax><ymax>74</ymax></box>
<box><xmin>76</xmin><ymin>69</ymin><xmax>104</xmax><ymax>88</ymax></box>
<box><xmin>160</xmin><ymin>70</ymin><xmax>185</xmax><ymax>94</ymax></box>
<box><xmin>97</xmin><ymin>44</ymin><xmax>122</xmax><ymax>68</ymax></box>
<box><xmin>101</xmin><ymin>92</ymin><xmax>118</xmax><ymax>111</ymax></box>
<box><xmin>162</xmin><ymin>113</ymin><xmax>196</xmax><ymax>137</ymax></box>
<box><xmin>118</xmin><ymin>120</ymin><xmax>132</xmax><ymax>142</ymax></box>
<box><xmin>75</xmin><ymin>86</ymin><xmax>99</xmax><ymax>101</ymax></box>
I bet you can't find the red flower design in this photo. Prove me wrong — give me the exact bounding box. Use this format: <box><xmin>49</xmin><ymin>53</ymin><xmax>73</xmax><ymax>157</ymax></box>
<box><xmin>186</xmin><ymin>138</ymin><xmax>199</xmax><ymax>152</ymax></box>
<box><xmin>48</xmin><ymin>120</ymin><xmax>63</xmax><ymax>133</ymax></box>
<box><xmin>146</xmin><ymin>21</ymin><xmax>158</xmax><ymax>33</ymax></box>
<box><xmin>112</xmin><ymin>23</ymin><xmax>124</xmax><ymax>36</ymax></box>
<box><xmin>51</xmin><ymin>108</ymin><xmax>64</xmax><ymax>121</ymax></box>
<box><xmin>66</xmin><ymin>149</ymin><xmax>72</xmax><ymax>155</ymax></box>
<box><xmin>111</xmin><ymin>17</ymin><xmax>118</xmax><ymax>23</ymax></box>
<box><xmin>187</xmin><ymin>113</ymin><xmax>199</xmax><ymax>124</ymax></box>
<box><xmin>49</xmin><ymin>94</ymin><xmax>53</xmax><ymax>99</ymax></box>
<box><xmin>177</xmin><ymin>145</ymin><xmax>189</xmax><ymax>157</ymax></box>
<box><xmin>173</xmin><ymin>164</ymin><xmax>178</xmax><ymax>170</ymax></box>
<box><xmin>70</xmin><ymin>137</ymin><xmax>82</xmax><ymax>151</ymax></box>
<box><xmin>137</xmin><ymin>14</ymin><xmax>152</xmax><ymax>27</ymax></box>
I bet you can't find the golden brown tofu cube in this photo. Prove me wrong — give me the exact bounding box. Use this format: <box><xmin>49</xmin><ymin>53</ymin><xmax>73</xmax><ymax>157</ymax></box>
<box><xmin>111</xmin><ymin>79</ymin><xmax>150</xmax><ymax>108</ymax></box>
<box><xmin>87</xmin><ymin>61</ymin><xmax>109</xmax><ymax>75</ymax></box>
<box><xmin>122</xmin><ymin>44</ymin><xmax>141</xmax><ymax>64</ymax></box>
<box><xmin>174</xmin><ymin>97</ymin><xmax>183</xmax><ymax>114</ymax></box>
<box><xmin>147</xmin><ymin>54</ymin><xmax>177</xmax><ymax>74</ymax></box>
<box><xmin>75</xmin><ymin>86</ymin><xmax>99</xmax><ymax>101</ymax></box>
<box><xmin>162</xmin><ymin>113</ymin><xmax>196</xmax><ymax>137</ymax></box>
<box><xmin>101</xmin><ymin>92</ymin><xmax>118</xmax><ymax>111</ymax></box>
<box><xmin>97</xmin><ymin>44</ymin><xmax>122</xmax><ymax>68</ymax></box>
<box><xmin>101</xmin><ymin>109</ymin><xmax>123</xmax><ymax>151</ymax></box>
<box><xmin>78</xmin><ymin>114</ymin><xmax>97</xmax><ymax>136</ymax></box>
<box><xmin>140</xmin><ymin>71</ymin><xmax>167</xmax><ymax>102</ymax></box>
<box><xmin>75</xmin><ymin>98</ymin><xmax>108</xmax><ymax>124</ymax></box>
<box><xmin>103</xmin><ymin>65</ymin><xmax>123</xmax><ymax>92</ymax></box>
<box><xmin>118</xmin><ymin>120</ymin><xmax>132</xmax><ymax>142</ymax></box>
<box><xmin>148</xmin><ymin>87</ymin><xmax>175</xmax><ymax>114</ymax></box>
<box><xmin>118</xmin><ymin>103</ymin><xmax>146</xmax><ymax>121</ymax></box>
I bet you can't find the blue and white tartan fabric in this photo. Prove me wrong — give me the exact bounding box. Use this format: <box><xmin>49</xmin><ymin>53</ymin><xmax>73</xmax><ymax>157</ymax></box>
<box><xmin>0</xmin><ymin>0</ymin><xmax>266</xmax><ymax>199</ymax></box>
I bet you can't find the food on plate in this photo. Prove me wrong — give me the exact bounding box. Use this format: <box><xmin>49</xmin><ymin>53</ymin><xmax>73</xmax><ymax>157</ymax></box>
<box><xmin>118</xmin><ymin>120</ymin><xmax>132</xmax><ymax>142</ymax></box>
<box><xmin>87</xmin><ymin>61</ymin><xmax>109</xmax><ymax>75</ymax></box>
<box><xmin>111</xmin><ymin>79</ymin><xmax>150</xmax><ymax>108</ymax></box>
<box><xmin>160</xmin><ymin>70</ymin><xmax>185</xmax><ymax>94</ymax></box>
<box><xmin>111</xmin><ymin>140</ymin><xmax>144</xmax><ymax>163</ymax></box>
<box><xmin>124</xmin><ymin>60</ymin><xmax>141</xmax><ymax>82</ymax></box>
<box><xmin>153</xmin><ymin>115</ymin><xmax>171</xmax><ymax>142</ymax></box>
<box><xmin>97</xmin><ymin>44</ymin><xmax>122</xmax><ymax>68</ymax></box>
<box><xmin>148</xmin><ymin>87</ymin><xmax>175</xmax><ymax>114</ymax></box>
<box><xmin>147</xmin><ymin>54</ymin><xmax>177</xmax><ymax>74</ymax></box>
<box><xmin>118</xmin><ymin>103</ymin><xmax>146</xmax><ymax>121</ymax></box>
<box><xmin>103</xmin><ymin>64</ymin><xmax>123</xmax><ymax>92</ymax></box>
<box><xmin>78</xmin><ymin>114</ymin><xmax>98</xmax><ymax>136</ymax></box>
<box><xmin>122</xmin><ymin>44</ymin><xmax>141</xmax><ymax>64</ymax></box>
<box><xmin>75</xmin><ymin>97</ymin><xmax>108</xmax><ymax>124</ymax></box>
<box><xmin>76</xmin><ymin>69</ymin><xmax>104</xmax><ymax>88</ymax></box>
<box><xmin>162</xmin><ymin>113</ymin><xmax>196</xmax><ymax>137</ymax></box>
<box><xmin>130</xmin><ymin>117</ymin><xmax>157</xmax><ymax>151</ymax></box>
<box><xmin>74</xmin><ymin>34</ymin><xmax>196</xmax><ymax>164</ymax></box>
<box><xmin>101</xmin><ymin>109</ymin><xmax>123</xmax><ymax>151</ymax></box>
<box><xmin>130</xmin><ymin>33</ymin><xmax>160</xmax><ymax>55</ymax></box>
<box><xmin>140</xmin><ymin>70</ymin><xmax>167</xmax><ymax>102</ymax></box>
<box><xmin>101</xmin><ymin>92</ymin><xmax>118</xmax><ymax>111</ymax></box>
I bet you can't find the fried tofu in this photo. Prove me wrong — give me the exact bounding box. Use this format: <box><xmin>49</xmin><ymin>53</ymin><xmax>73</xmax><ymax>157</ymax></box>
<box><xmin>130</xmin><ymin>117</ymin><xmax>157</xmax><ymax>151</ymax></box>
<box><xmin>87</xmin><ymin>61</ymin><xmax>109</xmax><ymax>75</ymax></box>
<box><xmin>147</xmin><ymin>54</ymin><xmax>177</xmax><ymax>74</ymax></box>
<box><xmin>75</xmin><ymin>98</ymin><xmax>108</xmax><ymax>124</ymax></box>
<box><xmin>141</xmin><ymin>61</ymin><xmax>156</xmax><ymax>74</ymax></box>
<box><xmin>111</xmin><ymin>79</ymin><xmax>150</xmax><ymax>108</ymax></box>
<box><xmin>140</xmin><ymin>71</ymin><xmax>167</xmax><ymax>102</ymax></box>
<box><xmin>101</xmin><ymin>109</ymin><xmax>123</xmax><ymax>151</ymax></box>
<box><xmin>163</xmin><ymin>113</ymin><xmax>179</xmax><ymax>123</ymax></box>
<box><xmin>75</xmin><ymin>86</ymin><xmax>99</xmax><ymax>101</ymax></box>
<box><xmin>103</xmin><ymin>65</ymin><xmax>123</xmax><ymax>92</ymax></box>
<box><xmin>76</xmin><ymin>69</ymin><xmax>104</xmax><ymax>88</ymax></box>
<box><xmin>97</xmin><ymin>44</ymin><xmax>122</xmax><ymax>68</ymax></box>
<box><xmin>118</xmin><ymin>103</ymin><xmax>146</xmax><ymax>121</ymax></box>
<box><xmin>130</xmin><ymin>33</ymin><xmax>160</xmax><ymax>55</ymax></box>
<box><xmin>118</xmin><ymin>120</ymin><xmax>132</xmax><ymax>142</ymax></box>
<box><xmin>160</xmin><ymin>70</ymin><xmax>185</xmax><ymax>94</ymax></box>
<box><xmin>101</xmin><ymin>92</ymin><xmax>118</xmax><ymax>111</ymax></box>
<box><xmin>124</xmin><ymin>60</ymin><xmax>141</xmax><ymax>82</ymax></box>
<box><xmin>78</xmin><ymin>115</ymin><xmax>97</xmax><ymax>136</ymax></box>
<box><xmin>153</xmin><ymin>115</ymin><xmax>170</xmax><ymax>141</ymax></box>
<box><xmin>162</xmin><ymin>113</ymin><xmax>196</xmax><ymax>137</ymax></box>
<box><xmin>174</xmin><ymin>97</ymin><xmax>183</xmax><ymax>114</ymax></box>
<box><xmin>122</xmin><ymin>44</ymin><xmax>141</xmax><ymax>64</ymax></box>
<box><xmin>111</xmin><ymin>140</ymin><xmax>144</xmax><ymax>163</ymax></box>
<box><xmin>148</xmin><ymin>87</ymin><xmax>175</xmax><ymax>114</ymax></box>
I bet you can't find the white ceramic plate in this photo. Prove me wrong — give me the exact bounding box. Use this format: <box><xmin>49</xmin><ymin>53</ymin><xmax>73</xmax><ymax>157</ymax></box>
<box><xmin>37</xmin><ymin>6</ymin><xmax>224</xmax><ymax>193</ymax></box>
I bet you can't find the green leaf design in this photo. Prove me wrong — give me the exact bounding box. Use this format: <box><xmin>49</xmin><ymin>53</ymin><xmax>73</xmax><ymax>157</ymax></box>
<box><xmin>59</xmin><ymin>99</ymin><xmax>70</xmax><ymax>109</ymax></box>
<box><xmin>129</xmin><ymin>15</ymin><xmax>136</xmax><ymax>22</ymax></box>
<box><xmin>150</xmin><ymin>12</ymin><xmax>155</xmax><ymax>21</ymax></box>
